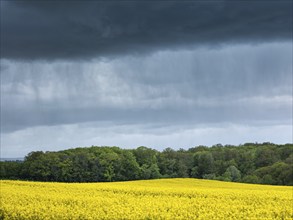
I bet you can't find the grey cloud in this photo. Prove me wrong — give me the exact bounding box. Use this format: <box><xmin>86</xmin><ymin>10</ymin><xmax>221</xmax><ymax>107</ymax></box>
<box><xmin>112</xmin><ymin>43</ymin><xmax>292</xmax><ymax>97</ymax></box>
<box><xmin>1</xmin><ymin>0</ymin><xmax>292</xmax><ymax>60</ymax></box>
<box><xmin>2</xmin><ymin>101</ymin><xmax>290</xmax><ymax>133</ymax></box>
<box><xmin>1</xmin><ymin>43</ymin><xmax>292</xmax><ymax>132</ymax></box>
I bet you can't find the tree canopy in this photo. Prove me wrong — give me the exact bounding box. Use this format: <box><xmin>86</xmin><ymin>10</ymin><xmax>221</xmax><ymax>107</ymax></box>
<box><xmin>1</xmin><ymin>143</ymin><xmax>292</xmax><ymax>185</ymax></box>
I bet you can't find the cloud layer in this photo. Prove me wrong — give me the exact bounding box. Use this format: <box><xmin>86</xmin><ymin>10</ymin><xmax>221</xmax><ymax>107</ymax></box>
<box><xmin>1</xmin><ymin>42</ymin><xmax>292</xmax><ymax>133</ymax></box>
<box><xmin>1</xmin><ymin>1</ymin><xmax>292</xmax><ymax>157</ymax></box>
<box><xmin>1</xmin><ymin>0</ymin><xmax>292</xmax><ymax>60</ymax></box>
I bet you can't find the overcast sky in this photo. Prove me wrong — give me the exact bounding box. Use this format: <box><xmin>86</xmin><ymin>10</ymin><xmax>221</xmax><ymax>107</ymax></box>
<box><xmin>1</xmin><ymin>0</ymin><xmax>292</xmax><ymax>157</ymax></box>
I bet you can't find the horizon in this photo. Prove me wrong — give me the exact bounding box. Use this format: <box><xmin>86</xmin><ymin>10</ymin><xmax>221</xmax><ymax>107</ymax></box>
<box><xmin>1</xmin><ymin>142</ymin><xmax>292</xmax><ymax>159</ymax></box>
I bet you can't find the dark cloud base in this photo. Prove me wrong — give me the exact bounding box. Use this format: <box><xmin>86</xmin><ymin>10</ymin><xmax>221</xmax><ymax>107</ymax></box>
<box><xmin>1</xmin><ymin>0</ymin><xmax>292</xmax><ymax>60</ymax></box>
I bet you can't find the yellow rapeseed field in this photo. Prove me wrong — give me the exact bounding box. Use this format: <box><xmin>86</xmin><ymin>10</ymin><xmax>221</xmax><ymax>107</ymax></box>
<box><xmin>0</xmin><ymin>178</ymin><xmax>292</xmax><ymax>219</ymax></box>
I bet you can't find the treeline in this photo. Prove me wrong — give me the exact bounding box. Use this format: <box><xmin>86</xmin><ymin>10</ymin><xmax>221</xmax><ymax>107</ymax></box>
<box><xmin>1</xmin><ymin>143</ymin><xmax>292</xmax><ymax>185</ymax></box>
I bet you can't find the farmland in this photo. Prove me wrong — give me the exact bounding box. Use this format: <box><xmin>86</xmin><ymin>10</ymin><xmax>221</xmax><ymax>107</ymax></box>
<box><xmin>1</xmin><ymin>179</ymin><xmax>292</xmax><ymax>219</ymax></box>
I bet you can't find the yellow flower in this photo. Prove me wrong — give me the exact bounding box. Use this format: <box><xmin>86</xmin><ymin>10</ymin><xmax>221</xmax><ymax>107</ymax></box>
<box><xmin>1</xmin><ymin>179</ymin><xmax>292</xmax><ymax>219</ymax></box>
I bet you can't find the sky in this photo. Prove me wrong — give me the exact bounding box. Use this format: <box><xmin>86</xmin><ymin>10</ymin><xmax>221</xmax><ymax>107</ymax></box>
<box><xmin>1</xmin><ymin>0</ymin><xmax>292</xmax><ymax>157</ymax></box>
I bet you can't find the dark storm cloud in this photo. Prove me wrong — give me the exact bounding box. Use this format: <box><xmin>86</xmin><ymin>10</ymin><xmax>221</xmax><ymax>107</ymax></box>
<box><xmin>1</xmin><ymin>0</ymin><xmax>292</xmax><ymax>60</ymax></box>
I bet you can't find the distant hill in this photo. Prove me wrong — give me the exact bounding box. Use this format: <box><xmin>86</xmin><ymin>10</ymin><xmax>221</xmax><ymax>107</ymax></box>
<box><xmin>0</xmin><ymin>158</ymin><xmax>24</xmax><ymax>162</ymax></box>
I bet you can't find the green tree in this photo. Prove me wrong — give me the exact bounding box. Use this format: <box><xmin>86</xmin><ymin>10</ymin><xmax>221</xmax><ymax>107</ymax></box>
<box><xmin>261</xmin><ymin>174</ymin><xmax>274</xmax><ymax>185</ymax></box>
<box><xmin>242</xmin><ymin>175</ymin><xmax>260</xmax><ymax>184</ymax></box>
<box><xmin>223</xmin><ymin>165</ymin><xmax>241</xmax><ymax>182</ymax></box>
<box><xmin>99</xmin><ymin>151</ymin><xmax>119</xmax><ymax>182</ymax></box>
<box><xmin>193</xmin><ymin>151</ymin><xmax>214</xmax><ymax>177</ymax></box>
<box><xmin>255</xmin><ymin>146</ymin><xmax>279</xmax><ymax>167</ymax></box>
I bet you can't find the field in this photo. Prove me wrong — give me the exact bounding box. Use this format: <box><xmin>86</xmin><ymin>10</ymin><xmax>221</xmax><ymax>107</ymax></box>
<box><xmin>0</xmin><ymin>179</ymin><xmax>292</xmax><ymax>219</ymax></box>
